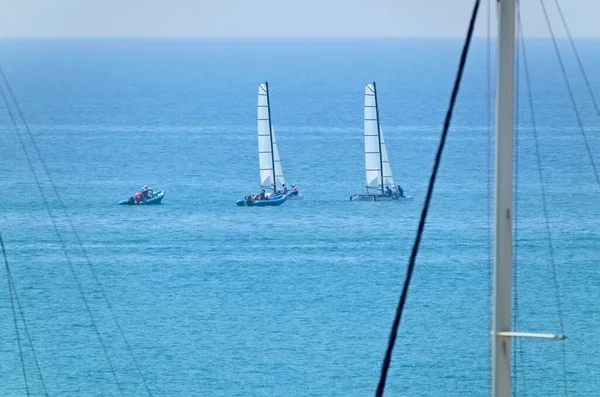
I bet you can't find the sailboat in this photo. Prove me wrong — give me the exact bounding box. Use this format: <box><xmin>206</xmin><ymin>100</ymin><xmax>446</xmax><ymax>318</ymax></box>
<box><xmin>257</xmin><ymin>82</ymin><xmax>301</xmax><ymax>200</ymax></box>
<box><xmin>236</xmin><ymin>82</ymin><xmax>297</xmax><ymax>206</ymax></box>
<box><xmin>350</xmin><ymin>82</ymin><xmax>412</xmax><ymax>201</ymax></box>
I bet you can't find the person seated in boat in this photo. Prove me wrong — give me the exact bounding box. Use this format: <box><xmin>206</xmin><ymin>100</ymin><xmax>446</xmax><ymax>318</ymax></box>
<box><xmin>257</xmin><ymin>189</ymin><xmax>267</xmax><ymax>200</ymax></box>
<box><xmin>385</xmin><ymin>186</ymin><xmax>393</xmax><ymax>196</ymax></box>
<box><xmin>141</xmin><ymin>185</ymin><xmax>152</xmax><ymax>199</ymax></box>
<box><xmin>396</xmin><ymin>184</ymin><xmax>405</xmax><ymax>197</ymax></box>
<box><xmin>133</xmin><ymin>191</ymin><xmax>145</xmax><ymax>204</ymax></box>
<box><xmin>289</xmin><ymin>184</ymin><xmax>299</xmax><ymax>196</ymax></box>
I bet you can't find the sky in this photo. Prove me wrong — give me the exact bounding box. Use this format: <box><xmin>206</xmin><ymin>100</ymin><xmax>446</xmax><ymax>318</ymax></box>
<box><xmin>1</xmin><ymin>0</ymin><xmax>599</xmax><ymax>38</ymax></box>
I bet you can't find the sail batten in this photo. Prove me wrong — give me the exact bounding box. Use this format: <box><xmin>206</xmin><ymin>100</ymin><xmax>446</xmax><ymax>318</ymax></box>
<box><xmin>364</xmin><ymin>83</ymin><xmax>396</xmax><ymax>191</ymax></box>
<box><xmin>257</xmin><ymin>82</ymin><xmax>286</xmax><ymax>192</ymax></box>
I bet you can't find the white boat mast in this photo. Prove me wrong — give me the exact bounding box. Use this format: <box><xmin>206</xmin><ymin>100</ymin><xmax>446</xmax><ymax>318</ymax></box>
<box><xmin>492</xmin><ymin>0</ymin><xmax>516</xmax><ymax>395</ymax></box>
<box><xmin>492</xmin><ymin>3</ymin><xmax>566</xmax><ymax>394</ymax></box>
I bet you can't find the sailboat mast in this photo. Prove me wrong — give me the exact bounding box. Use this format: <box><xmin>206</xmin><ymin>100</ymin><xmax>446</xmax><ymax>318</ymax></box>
<box><xmin>265</xmin><ymin>81</ymin><xmax>277</xmax><ymax>194</ymax></box>
<box><xmin>492</xmin><ymin>0</ymin><xmax>516</xmax><ymax>396</ymax></box>
<box><xmin>373</xmin><ymin>81</ymin><xmax>384</xmax><ymax>195</ymax></box>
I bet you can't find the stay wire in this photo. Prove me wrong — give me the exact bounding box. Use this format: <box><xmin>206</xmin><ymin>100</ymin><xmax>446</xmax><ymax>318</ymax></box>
<box><xmin>374</xmin><ymin>1</ymin><xmax>480</xmax><ymax>395</ymax></box>
<box><xmin>0</xmin><ymin>78</ymin><xmax>126</xmax><ymax>397</ymax></box>
<box><xmin>553</xmin><ymin>0</ymin><xmax>600</xmax><ymax>123</ymax></box>
<box><xmin>539</xmin><ymin>0</ymin><xmax>600</xmax><ymax>190</ymax></box>
<box><xmin>518</xmin><ymin>14</ymin><xmax>568</xmax><ymax>397</ymax></box>
<box><xmin>0</xmin><ymin>65</ymin><xmax>154</xmax><ymax>396</ymax></box>
<box><xmin>486</xmin><ymin>0</ymin><xmax>492</xmax><ymax>392</ymax></box>
<box><xmin>1</xmin><ymin>233</ymin><xmax>30</xmax><ymax>397</ymax></box>
<box><xmin>1</xmin><ymin>233</ymin><xmax>50</xmax><ymax>396</ymax></box>
<box><xmin>513</xmin><ymin>4</ymin><xmax>522</xmax><ymax>394</ymax></box>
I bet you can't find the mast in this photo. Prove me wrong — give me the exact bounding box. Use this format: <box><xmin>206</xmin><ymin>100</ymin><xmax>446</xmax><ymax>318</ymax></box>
<box><xmin>373</xmin><ymin>81</ymin><xmax>385</xmax><ymax>195</ymax></box>
<box><xmin>265</xmin><ymin>81</ymin><xmax>277</xmax><ymax>194</ymax></box>
<box><xmin>492</xmin><ymin>0</ymin><xmax>516</xmax><ymax>396</ymax></box>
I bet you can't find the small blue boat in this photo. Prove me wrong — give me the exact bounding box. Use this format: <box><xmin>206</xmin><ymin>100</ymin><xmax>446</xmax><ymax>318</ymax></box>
<box><xmin>236</xmin><ymin>194</ymin><xmax>286</xmax><ymax>207</ymax></box>
<box><xmin>119</xmin><ymin>190</ymin><xmax>165</xmax><ymax>205</ymax></box>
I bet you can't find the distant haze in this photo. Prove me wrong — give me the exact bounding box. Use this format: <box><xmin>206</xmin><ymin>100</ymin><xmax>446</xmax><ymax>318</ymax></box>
<box><xmin>1</xmin><ymin>0</ymin><xmax>599</xmax><ymax>38</ymax></box>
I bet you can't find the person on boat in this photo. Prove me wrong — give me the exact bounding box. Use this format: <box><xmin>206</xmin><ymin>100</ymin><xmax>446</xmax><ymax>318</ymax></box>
<box><xmin>282</xmin><ymin>184</ymin><xmax>289</xmax><ymax>194</ymax></box>
<box><xmin>385</xmin><ymin>186</ymin><xmax>393</xmax><ymax>196</ymax></box>
<box><xmin>141</xmin><ymin>185</ymin><xmax>152</xmax><ymax>199</ymax></box>
<box><xmin>257</xmin><ymin>189</ymin><xmax>266</xmax><ymax>200</ymax></box>
<box><xmin>133</xmin><ymin>191</ymin><xmax>145</xmax><ymax>204</ymax></box>
<box><xmin>289</xmin><ymin>184</ymin><xmax>299</xmax><ymax>196</ymax></box>
<box><xmin>396</xmin><ymin>184</ymin><xmax>405</xmax><ymax>197</ymax></box>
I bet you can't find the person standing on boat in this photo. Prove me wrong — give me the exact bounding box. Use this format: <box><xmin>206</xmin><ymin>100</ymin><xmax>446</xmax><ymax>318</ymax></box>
<box><xmin>282</xmin><ymin>184</ymin><xmax>289</xmax><ymax>194</ymax></box>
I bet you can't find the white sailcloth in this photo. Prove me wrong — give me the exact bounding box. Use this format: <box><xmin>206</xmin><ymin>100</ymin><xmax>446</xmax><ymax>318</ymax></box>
<box><xmin>271</xmin><ymin>126</ymin><xmax>285</xmax><ymax>190</ymax></box>
<box><xmin>364</xmin><ymin>83</ymin><xmax>395</xmax><ymax>192</ymax></box>
<box><xmin>257</xmin><ymin>83</ymin><xmax>286</xmax><ymax>192</ymax></box>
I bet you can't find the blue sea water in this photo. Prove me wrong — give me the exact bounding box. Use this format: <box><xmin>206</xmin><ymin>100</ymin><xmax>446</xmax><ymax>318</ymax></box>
<box><xmin>0</xmin><ymin>38</ymin><xmax>599</xmax><ymax>396</ymax></box>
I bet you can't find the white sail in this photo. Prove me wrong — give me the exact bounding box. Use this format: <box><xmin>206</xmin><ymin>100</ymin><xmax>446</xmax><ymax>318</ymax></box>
<box><xmin>364</xmin><ymin>83</ymin><xmax>395</xmax><ymax>192</ymax></box>
<box><xmin>271</xmin><ymin>126</ymin><xmax>285</xmax><ymax>190</ymax></box>
<box><xmin>257</xmin><ymin>82</ymin><xmax>285</xmax><ymax>192</ymax></box>
<box><xmin>379</xmin><ymin>125</ymin><xmax>395</xmax><ymax>189</ymax></box>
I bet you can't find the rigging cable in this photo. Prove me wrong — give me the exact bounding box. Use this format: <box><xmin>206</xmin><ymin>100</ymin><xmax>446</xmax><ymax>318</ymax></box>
<box><xmin>518</xmin><ymin>13</ymin><xmax>568</xmax><ymax>396</ymax></box>
<box><xmin>1</xmin><ymin>233</ymin><xmax>50</xmax><ymax>396</ymax></box>
<box><xmin>374</xmin><ymin>1</ymin><xmax>480</xmax><ymax>395</ymax></box>
<box><xmin>513</xmin><ymin>4</ymin><xmax>523</xmax><ymax>393</ymax></box>
<box><xmin>539</xmin><ymin>0</ymin><xmax>600</xmax><ymax>190</ymax></box>
<box><xmin>553</xmin><ymin>0</ymin><xmax>600</xmax><ymax>122</ymax></box>
<box><xmin>0</xmin><ymin>76</ymin><xmax>126</xmax><ymax>397</ymax></box>
<box><xmin>1</xmin><ymin>233</ymin><xmax>31</xmax><ymax>397</ymax></box>
<box><xmin>0</xmin><ymin>66</ymin><xmax>155</xmax><ymax>396</ymax></box>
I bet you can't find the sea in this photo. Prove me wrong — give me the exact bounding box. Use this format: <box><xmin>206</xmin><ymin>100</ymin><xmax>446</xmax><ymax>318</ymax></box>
<box><xmin>0</xmin><ymin>38</ymin><xmax>599</xmax><ymax>396</ymax></box>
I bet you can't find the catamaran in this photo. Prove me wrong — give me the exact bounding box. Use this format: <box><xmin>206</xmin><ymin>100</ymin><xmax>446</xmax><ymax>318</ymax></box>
<box><xmin>257</xmin><ymin>82</ymin><xmax>301</xmax><ymax>200</ymax></box>
<box><xmin>350</xmin><ymin>82</ymin><xmax>412</xmax><ymax>201</ymax></box>
<box><xmin>237</xmin><ymin>82</ymin><xmax>299</xmax><ymax>206</ymax></box>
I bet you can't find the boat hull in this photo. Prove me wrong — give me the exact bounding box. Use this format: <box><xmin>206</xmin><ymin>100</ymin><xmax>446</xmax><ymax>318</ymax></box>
<box><xmin>266</xmin><ymin>191</ymin><xmax>303</xmax><ymax>200</ymax></box>
<box><xmin>236</xmin><ymin>194</ymin><xmax>287</xmax><ymax>207</ymax></box>
<box><xmin>350</xmin><ymin>194</ymin><xmax>412</xmax><ymax>202</ymax></box>
<box><xmin>119</xmin><ymin>190</ymin><xmax>165</xmax><ymax>205</ymax></box>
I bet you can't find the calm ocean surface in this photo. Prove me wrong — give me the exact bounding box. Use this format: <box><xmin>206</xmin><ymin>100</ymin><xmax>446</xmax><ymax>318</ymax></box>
<box><xmin>0</xmin><ymin>38</ymin><xmax>599</xmax><ymax>396</ymax></box>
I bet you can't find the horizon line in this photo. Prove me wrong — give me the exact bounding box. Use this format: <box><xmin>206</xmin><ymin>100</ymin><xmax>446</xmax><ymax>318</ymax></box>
<box><xmin>1</xmin><ymin>35</ymin><xmax>598</xmax><ymax>40</ymax></box>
